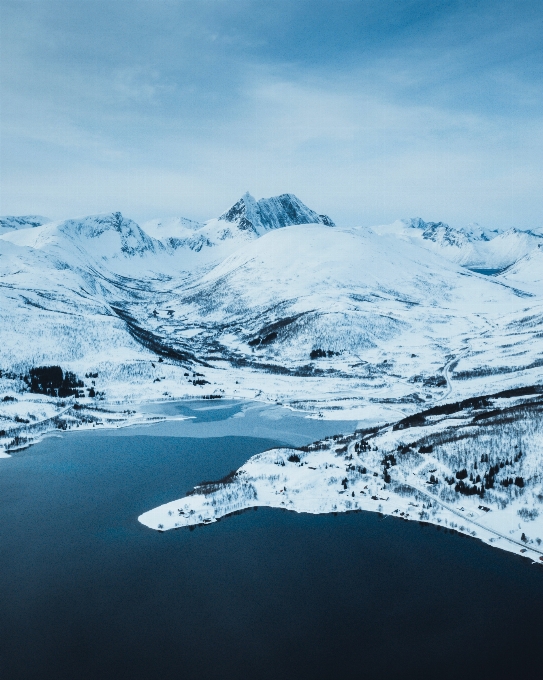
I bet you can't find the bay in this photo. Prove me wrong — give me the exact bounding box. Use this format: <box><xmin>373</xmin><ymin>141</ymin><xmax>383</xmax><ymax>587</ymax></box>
<box><xmin>0</xmin><ymin>402</ymin><xmax>542</xmax><ymax>679</ymax></box>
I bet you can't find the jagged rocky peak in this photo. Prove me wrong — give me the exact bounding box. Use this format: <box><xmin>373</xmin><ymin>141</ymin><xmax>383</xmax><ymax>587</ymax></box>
<box><xmin>0</xmin><ymin>215</ymin><xmax>50</xmax><ymax>234</ymax></box>
<box><xmin>219</xmin><ymin>192</ymin><xmax>335</xmax><ymax>235</ymax></box>
<box><xmin>404</xmin><ymin>217</ymin><xmax>451</xmax><ymax>235</ymax></box>
<box><xmin>401</xmin><ymin>217</ymin><xmax>467</xmax><ymax>246</ymax></box>
<box><xmin>403</xmin><ymin>217</ymin><xmax>500</xmax><ymax>244</ymax></box>
<box><xmin>58</xmin><ymin>212</ymin><xmax>159</xmax><ymax>257</ymax></box>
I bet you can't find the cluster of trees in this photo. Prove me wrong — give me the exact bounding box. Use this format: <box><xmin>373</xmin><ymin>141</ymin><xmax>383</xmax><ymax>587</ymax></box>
<box><xmin>0</xmin><ymin>369</ymin><xmax>21</xmax><ymax>380</ymax></box>
<box><xmin>453</xmin><ymin>479</ymin><xmax>483</xmax><ymax>497</ymax></box>
<box><xmin>393</xmin><ymin>385</ymin><xmax>542</xmax><ymax>431</ymax></box>
<box><xmin>299</xmin><ymin>442</ymin><xmax>329</xmax><ymax>452</ymax></box>
<box><xmin>442</xmin><ymin>454</ymin><xmax>526</xmax><ymax>496</ymax></box>
<box><xmin>397</xmin><ymin>442</ymin><xmax>415</xmax><ymax>455</ymax></box>
<box><xmin>382</xmin><ymin>453</ymin><xmax>398</xmax><ymax>466</ymax></box>
<box><xmin>480</xmin><ymin>456</ymin><xmax>522</xmax><ymax>489</ymax></box>
<box><xmin>501</xmin><ymin>476</ymin><xmax>524</xmax><ymax>488</ymax></box>
<box><xmin>310</xmin><ymin>348</ymin><xmax>339</xmax><ymax>360</ymax></box>
<box><xmin>355</xmin><ymin>440</ymin><xmax>371</xmax><ymax>453</ymax></box>
<box><xmin>24</xmin><ymin>366</ymin><xmax>84</xmax><ymax>398</ymax></box>
<box><xmin>381</xmin><ymin>453</ymin><xmax>397</xmax><ymax>483</ymax></box>
<box><xmin>6</xmin><ymin>435</ymin><xmax>29</xmax><ymax>450</ymax></box>
<box><xmin>432</xmin><ymin>442</ymin><xmax>530</xmax><ymax>500</ymax></box>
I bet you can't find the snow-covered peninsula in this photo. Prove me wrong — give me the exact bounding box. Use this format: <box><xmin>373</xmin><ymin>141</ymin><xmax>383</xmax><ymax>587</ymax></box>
<box><xmin>140</xmin><ymin>386</ymin><xmax>543</xmax><ymax>563</ymax></box>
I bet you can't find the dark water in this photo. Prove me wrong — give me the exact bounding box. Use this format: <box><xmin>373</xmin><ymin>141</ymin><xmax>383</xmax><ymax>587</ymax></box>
<box><xmin>1</xmin><ymin>412</ymin><xmax>543</xmax><ymax>679</ymax></box>
<box><xmin>468</xmin><ymin>267</ymin><xmax>505</xmax><ymax>276</ymax></box>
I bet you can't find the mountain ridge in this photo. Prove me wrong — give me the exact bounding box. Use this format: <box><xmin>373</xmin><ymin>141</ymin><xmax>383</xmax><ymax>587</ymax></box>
<box><xmin>0</xmin><ymin>215</ymin><xmax>50</xmax><ymax>236</ymax></box>
<box><xmin>219</xmin><ymin>192</ymin><xmax>335</xmax><ymax>235</ymax></box>
<box><xmin>0</xmin><ymin>194</ymin><xmax>541</xmax><ymax>421</ymax></box>
<box><xmin>372</xmin><ymin>217</ymin><xmax>543</xmax><ymax>269</ymax></box>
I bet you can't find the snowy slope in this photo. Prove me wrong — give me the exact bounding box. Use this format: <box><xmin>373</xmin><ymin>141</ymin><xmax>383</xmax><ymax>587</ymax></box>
<box><xmin>0</xmin><ymin>212</ymin><xmax>196</xmax><ymax>374</ymax></box>
<box><xmin>192</xmin><ymin>224</ymin><xmax>508</xmax><ymax>310</ymax></box>
<box><xmin>0</xmin><ymin>195</ymin><xmax>542</xmax><ymax>448</ymax></box>
<box><xmin>142</xmin><ymin>216</ymin><xmax>204</xmax><ymax>240</ymax></box>
<box><xmin>372</xmin><ymin>218</ymin><xmax>543</xmax><ymax>269</ymax></box>
<box><xmin>122</xmin><ymin>221</ymin><xmax>543</xmax><ymax>419</ymax></box>
<box><xmin>498</xmin><ymin>244</ymin><xmax>543</xmax><ymax>294</ymax></box>
<box><xmin>480</xmin><ymin>229</ymin><xmax>543</xmax><ymax>270</ymax></box>
<box><xmin>0</xmin><ymin>199</ymin><xmax>337</xmax><ymax>377</ymax></box>
<box><xmin>0</xmin><ymin>235</ymin><xmax>149</xmax><ymax>370</ymax></box>
<box><xmin>140</xmin><ymin>193</ymin><xmax>335</xmax><ymax>258</ymax></box>
<box><xmin>0</xmin><ymin>215</ymin><xmax>50</xmax><ymax>236</ymax></box>
<box><xmin>2</xmin><ymin>212</ymin><xmax>164</xmax><ymax>273</ymax></box>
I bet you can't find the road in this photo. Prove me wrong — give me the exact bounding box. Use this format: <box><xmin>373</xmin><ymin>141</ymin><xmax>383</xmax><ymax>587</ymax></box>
<box><xmin>437</xmin><ymin>345</ymin><xmax>470</xmax><ymax>403</ymax></box>
<box><xmin>347</xmin><ymin>439</ymin><xmax>543</xmax><ymax>559</ymax></box>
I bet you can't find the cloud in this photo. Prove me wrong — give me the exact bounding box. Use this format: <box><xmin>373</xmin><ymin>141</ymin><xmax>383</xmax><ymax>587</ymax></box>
<box><xmin>1</xmin><ymin>0</ymin><xmax>541</xmax><ymax>228</ymax></box>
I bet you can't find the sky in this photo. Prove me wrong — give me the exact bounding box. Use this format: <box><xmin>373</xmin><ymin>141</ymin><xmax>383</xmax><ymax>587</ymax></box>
<box><xmin>0</xmin><ymin>0</ymin><xmax>542</xmax><ymax>229</ymax></box>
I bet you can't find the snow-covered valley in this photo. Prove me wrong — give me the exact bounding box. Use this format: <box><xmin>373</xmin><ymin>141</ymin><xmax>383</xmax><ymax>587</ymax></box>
<box><xmin>1</xmin><ymin>193</ymin><xmax>542</xmax><ymax>560</ymax></box>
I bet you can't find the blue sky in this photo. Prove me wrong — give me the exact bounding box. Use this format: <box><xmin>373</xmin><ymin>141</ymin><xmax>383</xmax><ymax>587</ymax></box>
<box><xmin>1</xmin><ymin>0</ymin><xmax>541</xmax><ymax>228</ymax></box>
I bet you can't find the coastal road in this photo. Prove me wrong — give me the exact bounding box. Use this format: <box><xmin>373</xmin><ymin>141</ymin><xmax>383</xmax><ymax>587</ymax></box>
<box><xmin>347</xmin><ymin>439</ymin><xmax>543</xmax><ymax>560</ymax></box>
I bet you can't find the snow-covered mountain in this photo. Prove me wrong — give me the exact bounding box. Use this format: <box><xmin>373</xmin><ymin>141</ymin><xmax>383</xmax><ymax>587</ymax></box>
<box><xmin>1</xmin><ymin>193</ymin><xmax>542</xmax><ymax>452</ymax></box>
<box><xmin>0</xmin><ymin>225</ymin><xmax>149</xmax><ymax>371</ymax></box>
<box><xmin>372</xmin><ymin>217</ymin><xmax>543</xmax><ymax>269</ymax></box>
<box><xmin>141</xmin><ymin>192</ymin><xmax>334</xmax><ymax>256</ymax></box>
<box><xmin>217</xmin><ymin>192</ymin><xmax>335</xmax><ymax>235</ymax></box>
<box><xmin>0</xmin><ymin>215</ymin><xmax>50</xmax><ymax>236</ymax></box>
<box><xmin>141</xmin><ymin>216</ymin><xmax>204</xmax><ymax>240</ymax></box>
<box><xmin>0</xmin><ymin>197</ymin><xmax>335</xmax><ymax>378</ymax></box>
<box><xmin>124</xmin><ymin>220</ymin><xmax>543</xmax><ymax>414</ymax></box>
<box><xmin>2</xmin><ymin>212</ymin><xmax>162</xmax><ymax>266</ymax></box>
<box><xmin>2</xmin><ymin>196</ymin><xmax>542</xmax><ymax>562</ymax></box>
<box><xmin>498</xmin><ymin>243</ymin><xmax>543</xmax><ymax>294</ymax></box>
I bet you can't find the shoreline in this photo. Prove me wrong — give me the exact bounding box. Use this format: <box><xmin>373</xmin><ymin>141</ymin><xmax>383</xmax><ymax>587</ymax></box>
<box><xmin>1</xmin><ymin>395</ymin><xmax>366</xmax><ymax>456</ymax></box>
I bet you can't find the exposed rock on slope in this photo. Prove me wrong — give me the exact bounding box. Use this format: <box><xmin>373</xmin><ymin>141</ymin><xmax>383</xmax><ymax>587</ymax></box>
<box><xmin>0</xmin><ymin>196</ymin><xmax>542</xmax><ymax>435</ymax></box>
<box><xmin>0</xmin><ymin>215</ymin><xmax>50</xmax><ymax>236</ymax></box>
<box><xmin>373</xmin><ymin>218</ymin><xmax>543</xmax><ymax>269</ymax></box>
<box><xmin>2</xmin><ymin>212</ymin><xmax>162</xmax><ymax>268</ymax></box>
<box><xmin>142</xmin><ymin>192</ymin><xmax>335</xmax><ymax>255</ymax></box>
<box><xmin>219</xmin><ymin>192</ymin><xmax>335</xmax><ymax>235</ymax></box>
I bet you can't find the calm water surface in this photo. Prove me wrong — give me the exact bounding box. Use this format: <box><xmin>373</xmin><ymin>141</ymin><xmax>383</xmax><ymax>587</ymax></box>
<box><xmin>1</xmin><ymin>401</ymin><xmax>542</xmax><ymax>679</ymax></box>
<box><xmin>468</xmin><ymin>267</ymin><xmax>505</xmax><ymax>276</ymax></box>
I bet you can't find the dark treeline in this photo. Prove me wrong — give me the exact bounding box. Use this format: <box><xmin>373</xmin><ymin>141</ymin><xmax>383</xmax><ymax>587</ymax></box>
<box><xmin>393</xmin><ymin>385</ymin><xmax>543</xmax><ymax>431</ymax></box>
<box><xmin>24</xmin><ymin>366</ymin><xmax>84</xmax><ymax>398</ymax></box>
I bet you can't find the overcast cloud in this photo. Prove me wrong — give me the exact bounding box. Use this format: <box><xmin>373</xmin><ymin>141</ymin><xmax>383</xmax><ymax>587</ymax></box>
<box><xmin>1</xmin><ymin>0</ymin><xmax>541</xmax><ymax>228</ymax></box>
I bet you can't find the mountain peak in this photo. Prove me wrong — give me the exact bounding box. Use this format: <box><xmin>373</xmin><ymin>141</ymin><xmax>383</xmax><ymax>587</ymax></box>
<box><xmin>219</xmin><ymin>192</ymin><xmax>335</xmax><ymax>235</ymax></box>
<box><xmin>56</xmin><ymin>212</ymin><xmax>159</xmax><ymax>257</ymax></box>
<box><xmin>0</xmin><ymin>215</ymin><xmax>50</xmax><ymax>235</ymax></box>
<box><xmin>403</xmin><ymin>217</ymin><xmax>502</xmax><ymax>244</ymax></box>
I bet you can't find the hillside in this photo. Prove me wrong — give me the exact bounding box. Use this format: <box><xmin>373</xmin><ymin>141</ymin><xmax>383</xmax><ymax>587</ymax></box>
<box><xmin>0</xmin><ymin>215</ymin><xmax>50</xmax><ymax>236</ymax></box>
<box><xmin>372</xmin><ymin>218</ymin><xmax>543</xmax><ymax>269</ymax></box>
<box><xmin>0</xmin><ymin>195</ymin><xmax>542</xmax><ymax>452</ymax></box>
